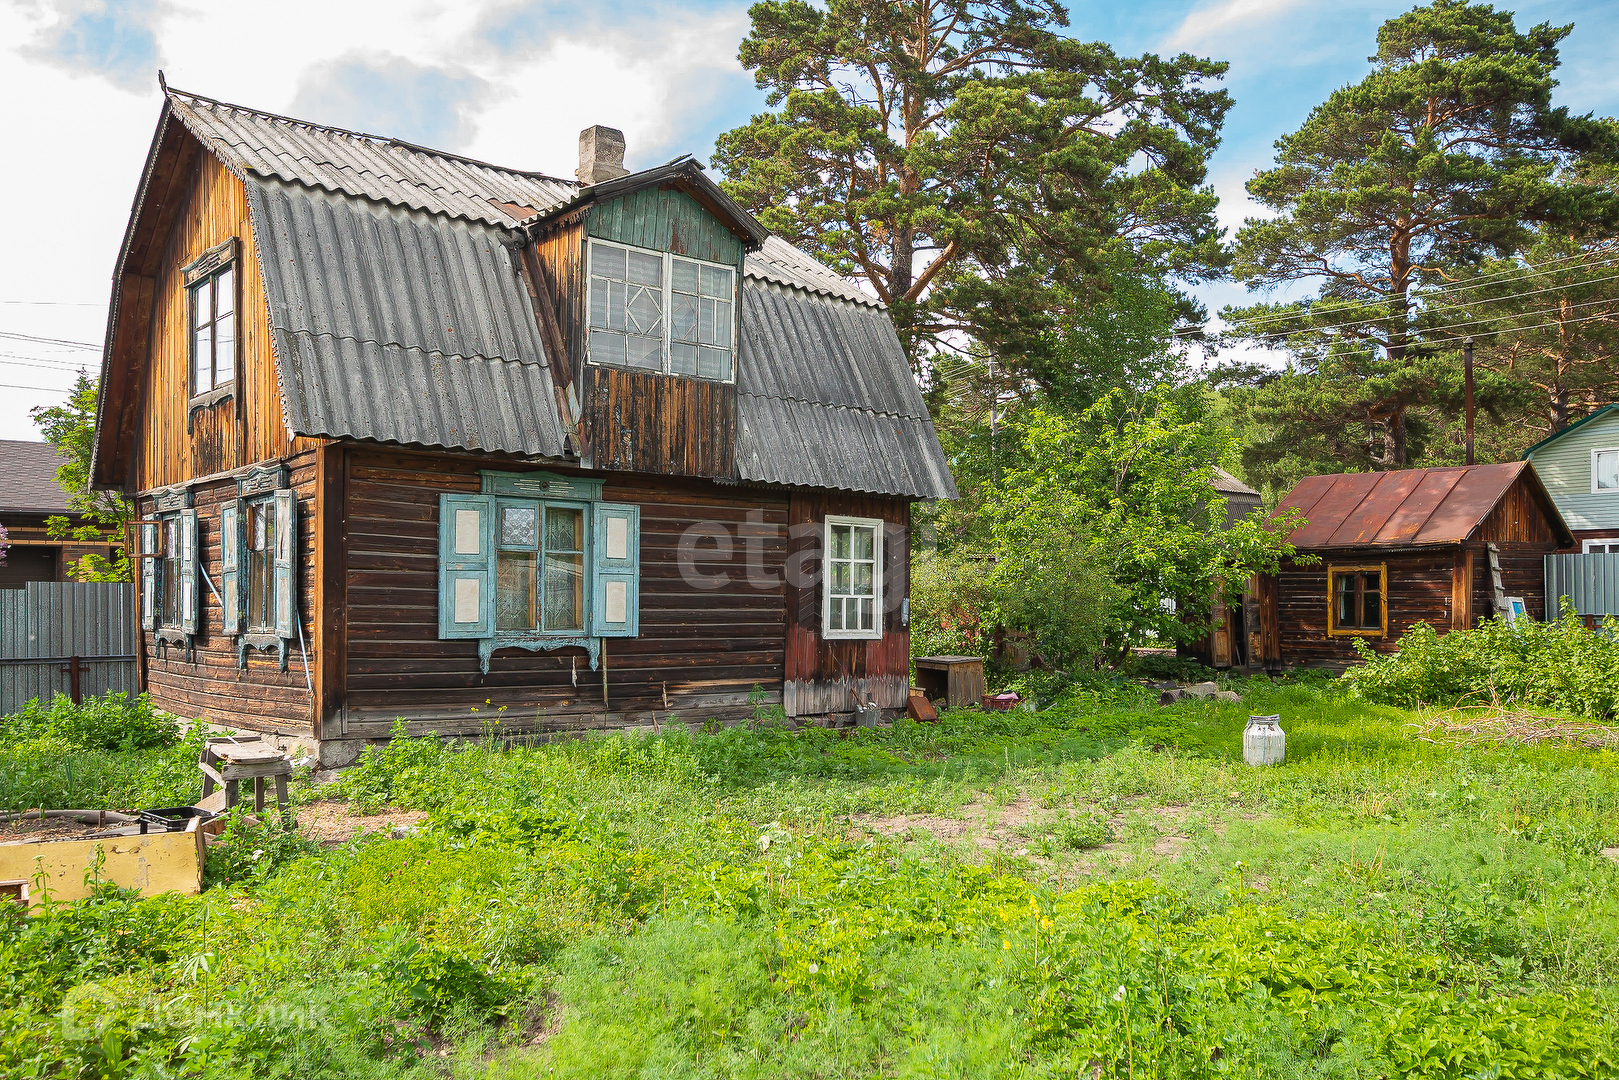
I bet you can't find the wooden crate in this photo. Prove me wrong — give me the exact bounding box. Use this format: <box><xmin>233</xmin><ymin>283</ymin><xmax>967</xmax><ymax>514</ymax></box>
<box><xmin>913</xmin><ymin>656</ymin><xmax>986</xmax><ymax>710</ymax></box>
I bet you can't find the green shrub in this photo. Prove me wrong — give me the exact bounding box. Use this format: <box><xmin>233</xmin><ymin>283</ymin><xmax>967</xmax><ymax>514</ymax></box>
<box><xmin>1</xmin><ymin>691</ymin><xmax>179</xmax><ymax>751</ymax></box>
<box><xmin>909</xmin><ymin>548</ymin><xmax>996</xmax><ymax>659</ymax></box>
<box><xmin>1344</xmin><ymin>609</ymin><xmax>1619</xmax><ymax>719</ymax></box>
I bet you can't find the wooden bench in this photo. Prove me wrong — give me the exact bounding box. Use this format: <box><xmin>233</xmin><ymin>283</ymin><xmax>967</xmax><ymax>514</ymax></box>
<box><xmin>200</xmin><ymin>736</ymin><xmax>292</xmax><ymax>817</ymax></box>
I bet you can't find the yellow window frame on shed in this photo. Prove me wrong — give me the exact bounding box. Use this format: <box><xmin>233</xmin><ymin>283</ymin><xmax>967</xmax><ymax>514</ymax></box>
<box><xmin>1326</xmin><ymin>563</ymin><xmax>1389</xmax><ymax>638</ymax></box>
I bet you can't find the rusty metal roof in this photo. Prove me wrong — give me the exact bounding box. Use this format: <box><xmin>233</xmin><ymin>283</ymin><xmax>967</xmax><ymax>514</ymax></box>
<box><xmin>1277</xmin><ymin>462</ymin><xmax>1570</xmax><ymax>548</ymax></box>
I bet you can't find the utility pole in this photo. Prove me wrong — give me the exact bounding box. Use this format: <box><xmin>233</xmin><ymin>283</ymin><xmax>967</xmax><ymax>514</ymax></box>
<box><xmin>1463</xmin><ymin>336</ymin><xmax>1475</xmax><ymax>466</ymax></box>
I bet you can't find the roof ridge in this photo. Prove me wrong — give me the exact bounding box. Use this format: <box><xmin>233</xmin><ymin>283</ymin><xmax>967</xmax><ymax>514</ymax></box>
<box><xmin>166</xmin><ymin>85</ymin><xmax>577</xmax><ymax>186</ymax></box>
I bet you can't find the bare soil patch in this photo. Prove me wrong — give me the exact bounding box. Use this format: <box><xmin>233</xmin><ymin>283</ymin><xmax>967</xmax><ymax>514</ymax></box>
<box><xmin>296</xmin><ymin>801</ymin><xmax>427</xmax><ymax>844</ymax></box>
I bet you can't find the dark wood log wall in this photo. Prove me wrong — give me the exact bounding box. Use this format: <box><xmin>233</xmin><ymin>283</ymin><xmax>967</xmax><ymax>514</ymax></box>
<box><xmin>139</xmin><ymin>450</ymin><xmax>319</xmax><ymax>734</ymax></box>
<box><xmin>335</xmin><ymin>447</ymin><xmax>788</xmax><ymax>738</ymax></box>
<box><xmin>783</xmin><ymin>490</ymin><xmax>911</xmax><ymax>715</ymax></box>
<box><xmin>1274</xmin><ymin>548</ymin><xmax>1461</xmax><ymax>669</ymax></box>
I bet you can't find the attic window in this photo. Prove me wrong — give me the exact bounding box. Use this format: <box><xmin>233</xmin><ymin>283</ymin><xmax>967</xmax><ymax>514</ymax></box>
<box><xmin>185</xmin><ymin>239</ymin><xmax>238</xmax><ymax>398</ymax></box>
<box><xmin>587</xmin><ymin>238</ymin><xmax>735</xmax><ymax>382</ymax></box>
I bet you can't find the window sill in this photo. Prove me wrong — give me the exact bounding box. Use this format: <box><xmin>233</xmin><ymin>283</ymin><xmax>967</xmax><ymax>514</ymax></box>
<box><xmin>187</xmin><ymin>386</ymin><xmax>234</xmax><ymax>432</ymax></box>
<box><xmin>478</xmin><ymin>634</ymin><xmax>599</xmax><ymax>674</ymax></box>
<box><xmin>1327</xmin><ymin>628</ymin><xmax>1386</xmax><ymax>638</ymax></box>
<box><xmin>823</xmin><ymin>631</ymin><xmax>883</xmax><ymax>642</ymax></box>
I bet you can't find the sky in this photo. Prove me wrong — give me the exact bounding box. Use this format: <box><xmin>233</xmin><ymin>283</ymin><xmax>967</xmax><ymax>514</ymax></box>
<box><xmin>1</xmin><ymin>0</ymin><xmax>1617</xmax><ymax>443</ymax></box>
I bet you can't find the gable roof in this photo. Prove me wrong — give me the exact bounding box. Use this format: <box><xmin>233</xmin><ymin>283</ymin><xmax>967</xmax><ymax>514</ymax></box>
<box><xmin>1521</xmin><ymin>403</ymin><xmax>1619</xmax><ymax>460</ymax></box>
<box><xmin>1276</xmin><ymin>462</ymin><xmax>1572</xmax><ymax>549</ymax></box>
<box><xmin>0</xmin><ymin>441</ymin><xmax>73</xmax><ymax>515</ymax></box>
<box><xmin>94</xmin><ymin>86</ymin><xmax>954</xmax><ymax>500</ymax></box>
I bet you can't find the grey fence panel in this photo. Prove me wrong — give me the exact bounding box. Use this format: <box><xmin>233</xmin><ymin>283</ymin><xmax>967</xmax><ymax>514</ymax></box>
<box><xmin>0</xmin><ymin>581</ymin><xmax>137</xmax><ymax>715</ymax></box>
<box><xmin>1544</xmin><ymin>553</ymin><xmax>1619</xmax><ymax>618</ymax></box>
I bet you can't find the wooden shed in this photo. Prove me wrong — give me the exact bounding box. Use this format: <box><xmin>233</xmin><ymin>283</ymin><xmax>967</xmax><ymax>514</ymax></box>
<box><xmin>89</xmin><ymin>87</ymin><xmax>955</xmax><ymax>764</ymax></box>
<box><xmin>1259</xmin><ymin>462</ymin><xmax>1572</xmax><ymax>670</ymax></box>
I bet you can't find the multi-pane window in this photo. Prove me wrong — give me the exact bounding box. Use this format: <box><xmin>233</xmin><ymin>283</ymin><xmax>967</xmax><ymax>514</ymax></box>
<box><xmin>158</xmin><ymin>516</ymin><xmax>182</xmax><ymax>628</ymax></box>
<box><xmin>496</xmin><ymin>502</ymin><xmax>586</xmax><ymax>633</ymax></box>
<box><xmin>1329</xmin><ymin>566</ymin><xmax>1385</xmax><ymax>635</ymax></box>
<box><xmin>1594</xmin><ymin>449</ymin><xmax>1619</xmax><ymax>492</ymax></box>
<box><xmin>246</xmin><ymin>499</ymin><xmax>277</xmax><ymax>633</ymax></box>
<box><xmin>189</xmin><ymin>262</ymin><xmax>235</xmax><ymax>395</ymax></box>
<box><xmin>824</xmin><ymin>516</ymin><xmax>882</xmax><ymax>639</ymax></box>
<box><xmin>588</xmin><ymin>238</ymin><xmax>735</xmax><ymax>382</ymax></box>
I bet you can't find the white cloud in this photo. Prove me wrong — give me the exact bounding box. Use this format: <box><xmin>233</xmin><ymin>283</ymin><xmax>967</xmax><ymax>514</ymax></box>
<box><xmin>1163</xmin><ymin>0</ymin><xmax>1305</xmax><ymax>52</ymax></box>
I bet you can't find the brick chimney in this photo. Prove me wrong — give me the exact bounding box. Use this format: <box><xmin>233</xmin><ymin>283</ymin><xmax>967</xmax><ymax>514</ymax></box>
<box><xmin>576</xmin><ymin>125</ymin><xmax>629</xmax><ymax>185</ymax></box>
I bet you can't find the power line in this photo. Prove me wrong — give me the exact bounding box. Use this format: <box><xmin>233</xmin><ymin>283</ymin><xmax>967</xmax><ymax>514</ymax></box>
<box><xmin>0</xmin><ymin>381</ymin><xmax>80</xmax><ymax>394</ymax></box>
<box><xmin>0</xmin><ymin>300</ymin><xmax>100</xmax><ymax>307</ymax></box>
<box><xmin>1230</xmin><ymin>251</ymin><xmax>1619</xmax><ymax>333</ymax></box>
<box><xmin>0</xmin><ymin>357</ymin><xmax>93</xmax><ymax>375</ymax></box>
<box><xmin>0</xmin><ymin>330</ymin><xmax>101</xmax><ymax>351</ymax></box>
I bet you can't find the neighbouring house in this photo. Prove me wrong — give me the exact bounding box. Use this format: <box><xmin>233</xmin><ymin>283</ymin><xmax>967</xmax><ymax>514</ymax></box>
<box><xmin>89</xmin><ymin>86</ymin><xmax>955</xmax><ymax>764</ymax></box>
<box><xmin>0</xmin><ymin>440</ymin><xmax>120</xmax><ymax>589</ymax></box>
<box><xmin>1258</xmin><ymin>462</ymin><xmax>1572</xmax><ymax>670</ymax></box>
<box><xmin>1522</xmin><ymin>404</ymin><xmax>1619</xmax><ymax>553</ymax></box>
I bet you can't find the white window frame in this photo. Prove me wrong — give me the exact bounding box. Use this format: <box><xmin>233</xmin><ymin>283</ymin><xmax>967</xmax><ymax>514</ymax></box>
<box><xmin>585</xmin><ymin>237</ymin><xmax>738</xmax><ymax>384</ymax></box>
<box><xmin>822</xmin><ymin>515</ymin><xmax>884</xmax><ymax>641</ymax></box>
<box><xmin>1592</xmin><ymin>447</ymin><xmax>1619</xmax><ymax>494</ymax></box>
<box><xmin>1582</xmin><ymin>539</ymin><xmax>1619</xmax><ymax>553</ymax></box>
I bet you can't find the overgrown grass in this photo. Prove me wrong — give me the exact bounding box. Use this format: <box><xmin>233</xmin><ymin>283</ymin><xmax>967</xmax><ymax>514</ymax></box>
<box><xmin>2</xmin><ymin>678</ymin><xmax>1617</xmax><ymax>1078</ymax></box>
<box><xmin>0</xmin><ymin>692</ymin><xmax>203</xmax><ymax>812</ymax></box>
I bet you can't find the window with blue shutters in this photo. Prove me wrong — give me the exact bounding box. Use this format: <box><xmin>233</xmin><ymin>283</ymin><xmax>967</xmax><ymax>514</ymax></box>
<box><xmin>438</xmin><ymin>472</ymin><xmax>641</xmax><ymax>672</ymax></box>
<box><xmin>226</xmin><ymin>465</ymin><xmax>297</xmax><ymax>671</ymax></box>
<box><xmin>142</xmin><ymin>486</ymin><xmax>198</xmax><ymax>657</ymax></box>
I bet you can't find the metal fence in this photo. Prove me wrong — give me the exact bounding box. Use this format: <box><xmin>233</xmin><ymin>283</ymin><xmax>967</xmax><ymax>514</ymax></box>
<box><xmin>1545</xmin><ymin>553</ymin><xmax>1619</xmax><ymax>619</ymax></box>
<box><xmin>0</xmin><ymin>581</ymin><xmax>137</xmax><ymax>716</ymax></box>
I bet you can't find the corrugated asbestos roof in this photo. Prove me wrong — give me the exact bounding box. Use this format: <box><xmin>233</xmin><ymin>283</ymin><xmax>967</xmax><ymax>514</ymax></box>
<box><xmin>736</xmin><ymin>281</ymin><xmax>955</xmax><ymax>499</ymax></box>
<box><xmin>153</xmin><ymin>87</ymin><xmax>952</xmax><ymax>497</ymax></box>
<box><xmin>1212</xmin><ymin>467</ymin><xmax>1258</xmax><ymax>497</ymax></box>
<box><xmin>0</xmin><ymin>440</ymin><xmax>72</xmax><ymax>514</ymax></box>
<box><xmin>1276</xmin><ymin>462</ymin><xmax>1564</xmax><ymax>548</ymax></box>
<box><xmin>170</xmin><ymin>92</ymin><xmax>574</xmax><ymax>228</ymax></box>
<box><xmin>247</xmin><ymin>177</ymin><xmax>567</xmax><ymax>457</ymax></box>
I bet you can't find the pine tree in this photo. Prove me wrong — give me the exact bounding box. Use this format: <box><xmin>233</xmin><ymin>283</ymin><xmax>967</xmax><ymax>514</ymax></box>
<box><xmin>712</xmin><ymin>0</ymin><xmax>1230</xmax><ymax>374</ymax></box>
<box><xmin>1224</xmin><ymin>0</ymin><xmax>1610</xmax><ymax>470</ymax></box>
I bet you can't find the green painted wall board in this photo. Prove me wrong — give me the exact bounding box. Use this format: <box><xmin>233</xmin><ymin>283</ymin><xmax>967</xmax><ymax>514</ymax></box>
<box><xmin>585</xmin><ymin>188</ymin><xmax>742</xmax><ymax>268</ymax></box>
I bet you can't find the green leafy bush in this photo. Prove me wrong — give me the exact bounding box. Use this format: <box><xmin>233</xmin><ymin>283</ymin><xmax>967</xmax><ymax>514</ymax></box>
<box><xmin>909</xmin><ymin>549</ymin><xmax>995</xmax><ymax>659</ymax></box>
<box><xmin>1344</xmin><ymin>609</ymin><xmax>1619</xmax><ymax>719</ymax></box>
<box><xmin>1</xmin><ymin>691</ymin><xmax>178</xmax><ymax>751</ymax></box>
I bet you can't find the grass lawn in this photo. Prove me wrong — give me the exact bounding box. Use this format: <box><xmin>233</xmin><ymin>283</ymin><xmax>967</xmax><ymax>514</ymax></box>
<box><xmin>3</xmin><ymin>676</ymin><xmax>1618</xmax><ymax>1078</ymax></box>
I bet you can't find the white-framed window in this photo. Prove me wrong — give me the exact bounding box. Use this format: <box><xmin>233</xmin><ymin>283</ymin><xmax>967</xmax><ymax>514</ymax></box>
<box><xmin>1583</xmin><ymin>539</ymin><xmax>1619</xmax><ymax>553</ymax></box>
<box><xmin>587</xmin><ymin>238</ymin><xmax>736</xmax><ymax>382</ymax></box>
<box><xmin>823</xmin><ymin>516</ymin><xmax>883</xmax><ymax>640</ymax></box>
<box><xmin>1593</xmin><ymin>448</ymin><xmax>1619</xmax><ymax>493</ymax></box>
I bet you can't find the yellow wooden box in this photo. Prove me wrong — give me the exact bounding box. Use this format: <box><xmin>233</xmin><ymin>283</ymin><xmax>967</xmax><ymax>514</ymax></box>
<box><xmin>0</xmin><ymin>830</ymin><xmax>205</xmax><ymax>907</ymax></box>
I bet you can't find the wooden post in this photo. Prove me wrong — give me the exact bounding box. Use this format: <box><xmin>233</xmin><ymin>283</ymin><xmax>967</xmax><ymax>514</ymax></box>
<box><xmin>61</xmin><ymin>656</ymin><xmax>83</xmax><ymax>704</ymax></box>
<box><xmin>1463</xmin><ymin>336</ymin><xmax>1475</xmax><ymax>466</ymax></box>
<box><xmin>1451</xmin><ymin>548</ymin><xmax>1474</xmax><ymax>632</ymax></box>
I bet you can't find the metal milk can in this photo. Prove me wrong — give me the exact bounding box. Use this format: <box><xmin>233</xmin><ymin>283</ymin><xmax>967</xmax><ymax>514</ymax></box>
<box><xmin>1243</xmin><ymin>714</ymin><xmax>1286</xmax><ymax>766</ymax></box>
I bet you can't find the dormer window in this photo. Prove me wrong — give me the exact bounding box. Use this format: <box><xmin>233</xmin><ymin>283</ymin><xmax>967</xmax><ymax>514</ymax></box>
<box><xmin>587</xmin><ymin>238</ymin><xmax>735</xmax><ymax>382</ymax></box>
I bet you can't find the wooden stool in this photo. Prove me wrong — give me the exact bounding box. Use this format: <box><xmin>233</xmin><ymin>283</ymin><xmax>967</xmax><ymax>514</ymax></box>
<box><xmin>200</xmin><ymin>736</ymin><xmax>292</xmax><ymax>817</ymax></box>
<box><xmin>913</xmin><ymin>655</ymin><xmax>987</xmax><ymax>710</ymax></box>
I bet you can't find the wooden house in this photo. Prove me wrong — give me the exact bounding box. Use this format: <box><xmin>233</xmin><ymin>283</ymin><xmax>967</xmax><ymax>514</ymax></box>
<box><xmin>1</xmin><ymin>441</ymin><xmax>120</xmax><ymax>588</ymax></box>
<box><xmin>1522</xmin><ymin>404</ymin><xmax>1619</xmax><ymax>553</ymax></box>
<box><xmin>1258</xmin><ymin>462</ymin><xmax>1572</xmax><ymax>670</ymax></box>
<box><xmin>89</xmin><ymin>88</ymin><xmax>955</xmax><ymax>764</ymax></box>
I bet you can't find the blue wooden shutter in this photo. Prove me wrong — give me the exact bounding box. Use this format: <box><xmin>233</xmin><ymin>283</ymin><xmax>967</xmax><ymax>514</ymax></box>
<box><xmin>220</xmin><ymin>499</ymin><xmax>243</xmax><ymax>634</ymax></box>
<box><xmin>180</xmin><ymin>508</ymin><xmax>201</xmax><ymax>635</ymax></box>
<box><xmin>139</xmin><ymin>523</ymin><xmax>158</xmax><ymax>631</ymax></box>
<box><xmin>273</xmin><ymin>490</ymin><xmax>297</xmax><ymax>640</ymax></box>
<box><xmin>591</xmin><ymin>503</ymin><xmax>639</xmax><ymax>637</ymax></box>
<box><xmin>439</xmin><ymin>493</ymin><xmax>494</xmax><ymax>638</ymax></box>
